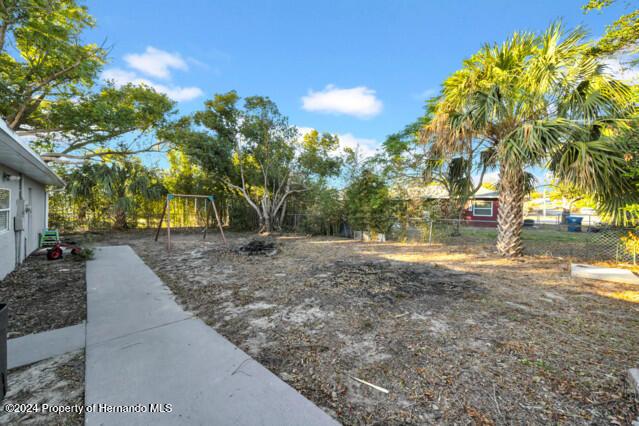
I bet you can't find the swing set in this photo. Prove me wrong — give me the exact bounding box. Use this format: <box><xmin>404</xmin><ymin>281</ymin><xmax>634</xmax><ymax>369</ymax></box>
<box><xmin>154</xmin><ymin>193</ymin><xmax>227</xmax><ymax>250</ymax></box>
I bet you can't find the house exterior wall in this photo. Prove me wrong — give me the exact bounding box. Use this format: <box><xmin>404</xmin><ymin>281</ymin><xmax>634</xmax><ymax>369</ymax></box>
<box><xmin>463</xmin><ymin>198</ymin><xmax>499</xmax><ymax>226</ymax></box>
<box><xmin>0</xmin><ymin>164</ymin><xmax>48</xmax><ymax>280</ymax></box>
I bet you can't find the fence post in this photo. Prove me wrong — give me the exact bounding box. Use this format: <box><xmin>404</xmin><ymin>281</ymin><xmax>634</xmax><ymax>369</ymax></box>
<box><xmin>428</xmin><ymin>220</ymin><xmax>433</xmax><ymax>245</ymax></box>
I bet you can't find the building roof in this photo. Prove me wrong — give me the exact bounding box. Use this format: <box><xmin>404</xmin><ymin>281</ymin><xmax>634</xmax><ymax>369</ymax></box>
<box><xmin>0</xmin><ymin>119</ymin><xmax>64</xmax><ymax>187</ymax></box>
<box><xmin>471</xmin><ymin>187</ymin><xmax>500</xmax><ymax>199</ymax></box>
<box><xmin>415</xmin><ymin>184</ymin><xmax>499</xmax><ymax>200</ymax></box>
<box><xmin>418</xmin><ymin>185</ymin><xmax>450</xmax><ymax>199</ymax></box>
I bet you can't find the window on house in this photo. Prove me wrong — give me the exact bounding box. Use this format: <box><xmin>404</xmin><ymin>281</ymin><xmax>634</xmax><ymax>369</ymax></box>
<box><xmin>0</xmin><ymin>188</ymin><xmax>9</xmax><ymax>232</ymax></box>
<box><xmin>472</xmin><ymin>200</ymin><xmax>493</xmax><ymax>217</ymax></box>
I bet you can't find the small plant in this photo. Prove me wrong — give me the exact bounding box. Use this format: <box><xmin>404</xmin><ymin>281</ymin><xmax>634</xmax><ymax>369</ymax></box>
<box><xmin>519</xmin><ymin>358</ymin><xmax>551</xmax><ymax>371</ymax></box>
<box><xmin>73</xmin><ymin>247</ymin><xmax>95</xmax><ymax>261</ymax></box>
<box><xmin>620</xmin><ymin>229</ymin><xmax>639</xmax><ymax>265</ymax></box>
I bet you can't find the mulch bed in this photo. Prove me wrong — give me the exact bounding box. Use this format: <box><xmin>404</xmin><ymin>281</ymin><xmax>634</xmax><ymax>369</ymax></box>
<box><xmin>0</xmin><ymin>253</ymin><xmax>86</xmax><ymax>338</ymax></box>
<box><xmin>0</xmin><ymin>249</ymin><xmax>87</xmax><ymax>424</ymax></box>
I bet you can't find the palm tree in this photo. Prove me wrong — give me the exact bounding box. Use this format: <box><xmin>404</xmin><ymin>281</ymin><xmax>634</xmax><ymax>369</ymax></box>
<box><xmin>100</xmin><ymin>160</ymin><xmax>167</xmax><ymax>229</ymax></box>
<box><xmin>67</xmin><ymin>160</ymin><xmax>166</xmax><ymax>229</ymax></box>
<box><xmin>425</xmin><ymin>23</ymin><xmax>636</xmax><ymax>256</ymax></box>
<box><xmin>66</xmin><ymin>163</ymin><xmax>103</xmax><ymax>224</ymax></box>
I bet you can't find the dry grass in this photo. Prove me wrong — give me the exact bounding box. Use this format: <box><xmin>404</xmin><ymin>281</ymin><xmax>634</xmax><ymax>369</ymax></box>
<box><xmin>92</xmin><ymin>230</ymin><xmax>639</xmax><ymax>425</ymax></box>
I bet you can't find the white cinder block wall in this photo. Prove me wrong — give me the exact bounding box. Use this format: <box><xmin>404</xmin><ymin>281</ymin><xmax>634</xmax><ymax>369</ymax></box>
<box><xmin>0</xmin><ymin>164</ymin><xmax>48</xmax><ymax>280</ymax></box>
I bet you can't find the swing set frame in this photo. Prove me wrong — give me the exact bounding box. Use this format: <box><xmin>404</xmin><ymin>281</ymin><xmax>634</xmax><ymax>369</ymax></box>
<box><xmin>154</xmin><ymin>193</ymin><xmax>227</xmax><ymax>250</ymax></box>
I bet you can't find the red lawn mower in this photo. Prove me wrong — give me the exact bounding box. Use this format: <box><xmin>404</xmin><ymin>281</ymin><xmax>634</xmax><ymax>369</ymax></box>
<box><xmin>46</xmin><ymin>241</ymin><xmax>82</xmax><ymax>260</ymax></box>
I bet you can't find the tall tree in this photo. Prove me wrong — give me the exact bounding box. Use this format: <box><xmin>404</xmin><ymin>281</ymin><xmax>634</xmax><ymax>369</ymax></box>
<box><xmin>175</xmin><ymin>91</ymin><xmax>342</xmax><ymax>232</ymax></box>
<box><xmin>426</xmin><ymin>23</ymin><xmax>636</xmax><ymax>256</ymax></box>
<box><xmin>344</xmin><ymin>168</ymin><xmax>395</xmax><ymax>235</ymax></box>
<box><xmin>0</xmin><ymin>0</ymin><xmax>105</xmax><ymax>129</ymax></box>
<box><xmin>0</xmin><ymin>0</ymin><xmax>176</xmax><ymax>162</ymax></box>
<box><xmin>583</xmin><ymin>0</ymin><xmax>639</xmax><ymax>63</ymax></box>
<box><xmin>32</xmin><ymin>83</ymin><xmax>176</xmax><ymax>162</ymax></box>
<box><xmin>63</xmin><ymin>157</ymin><xmax>166</xmax><ymax>229</ymax></box>
<box><xmin>381</xmin><ymin>116</ymin><xmax>494</xmax><ymax>233</ymax></box>
<box><xmin>66</xmin><ymin>159</ymin><xmax>166</xmax><ymax>228</ymax></box>
<box><xmin>421</xmin><ymin>111</ymin><xmax>496</xmax><ymax>230</ymax></box>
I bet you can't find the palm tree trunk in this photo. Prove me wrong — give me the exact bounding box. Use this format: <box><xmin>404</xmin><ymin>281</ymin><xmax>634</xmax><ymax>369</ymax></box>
<box><xmin>496</xmin><ymin>164</ymin><xmax>524</xmax><ymax>257</ymax></box>
<box><xmin>114</xmin><ymin>209</ymin><xmax>128</xmax><ymax>229</ymax></box>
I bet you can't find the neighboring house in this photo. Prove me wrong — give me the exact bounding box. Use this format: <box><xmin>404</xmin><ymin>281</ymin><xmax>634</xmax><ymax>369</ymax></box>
<box><xmin>0</xmin><ymin>119</ymin><xmax>64</xmax><ymax>279</ymax></box>
<box><xmin>419</xmin><ymin>185</ymin><xmax>500</xmax><ymax>226</ymax></box>
<box><xmin>462</xmin><ymin>189</ymin><xmax>499</xmax><ymax>226</ymax></box>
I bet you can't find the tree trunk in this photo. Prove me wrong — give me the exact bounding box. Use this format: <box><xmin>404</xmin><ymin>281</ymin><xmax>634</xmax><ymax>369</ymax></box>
<box><xmin>496</xmin><ymin>164</ymin><xmax>525</xmax><ymax>257</ymax></box>
<box><xmin>113</xmin><ymin>209</ymin><xmax>128</xmax><ymax>229</ymax></box>
<box><xmin>262</xmin><ymin>215</ymin><xmax>272</xmax><ymax>233</ymax></box>
<box><xmin>277</xmin><ymin>199</ymin><xmax>287</xmax><ymax>230</ymax></box>
<box><xmin>451</xmin><ymin>199</ymin><xmax>464</xmax><ymax>236</ymax></box>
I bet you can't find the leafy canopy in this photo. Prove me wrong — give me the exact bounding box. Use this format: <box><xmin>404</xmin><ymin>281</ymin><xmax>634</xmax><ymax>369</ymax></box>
<box><xmin>172</xmin><ymin>91</ymin><xmax>342</xmax><ymax>231</ymax></box>
<box><xmin>583</xmin><ymin>0</ymin><xmax>639</xmax><ymax>62</ymax></box>
<box><xmin>344</xmin><ymin>169</ymin><xmax>395</xmax><ymax>233</ymax></box>
<box><xmin>0</xmin><ymin>0</ymin><xmax>176</xmax><ymax>162</ymax></box>
<box><xmin>427</xmin><ymin>22</ymin><xmax>637</xmax><ymax>221</ymax></box>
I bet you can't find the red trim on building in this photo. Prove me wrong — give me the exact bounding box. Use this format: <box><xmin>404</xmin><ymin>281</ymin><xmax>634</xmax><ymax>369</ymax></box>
<box><xmin>463</xmin><ymin>198</ymin><xmax>499</xmax><ymax>226</ymax></box>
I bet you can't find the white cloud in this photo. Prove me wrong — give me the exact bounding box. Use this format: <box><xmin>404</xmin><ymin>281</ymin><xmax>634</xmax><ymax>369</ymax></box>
<box><xmin>297</xmin><ymin>126</ymin><xmax>379</xmax><ymax>158</ymax></box>
<box><xmin>151</xmin><ymin>84</ymin><xmax>203</xmax><ymax>102</ymax></box>
<box><xmin>301</xmin><ymin>85</ymin><xmax>383</xmax><ymax>118</ymax></box>
<box><xmin>101</xmin><ymin>68</ymin><xmax>203</xmax><ymax>102</ymax></box>
<box><xmin>602</xmin><ymin>56</ymin><xmax>639</xmax><ymax>84</ymax></box>
<box><xmin>337</xmin><ymin>133</ymin><xmax>379</xmax><ymax>157</ymax></box>
<box><xmin>296</xmin><ymin>126</ymin><xmax>315</xmax><ymax>138</ymax></box>
<box><xmin>124</xmin><ymin>46</ymin><xmax>188</xmax><ymax>79</ymax></box>
<box><xmin>101</xmin><ymin>68</ymin><xmax>139</xmax><ymax>86</ymax></box>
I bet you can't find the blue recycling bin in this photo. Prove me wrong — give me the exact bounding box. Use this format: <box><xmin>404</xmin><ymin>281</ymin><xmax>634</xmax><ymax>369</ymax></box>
<box><xmin>566</xmin><ymin>216</ymin><xmax>583</xmax><ymax>232</ymax></box>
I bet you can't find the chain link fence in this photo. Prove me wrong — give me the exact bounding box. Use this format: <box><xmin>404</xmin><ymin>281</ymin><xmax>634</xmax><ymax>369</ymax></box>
<box><xmin>48</xmin><ymin>194</ymin><xmax>260</xmax><ymax>233</ymax></box>
<box><xmin>425</xmin><ymin>219</ymin><xmax>638</xmax><ymax>263</ymax></box>
<box><xmin>48</xmin><ymin>192</ymin><xmax>638</xmax><ymax>265</ymax></box>
<box><xmin>282</xmin><ymin>213</ymin><xmax>639</xmax><ymax>264</ymax></box>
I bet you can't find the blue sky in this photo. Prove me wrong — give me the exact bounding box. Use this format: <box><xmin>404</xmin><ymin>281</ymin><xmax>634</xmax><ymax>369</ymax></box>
<box><xmin>87</xmin><ymin>0</ymin><xmax>631</xmax><ymax>171</ymax></box>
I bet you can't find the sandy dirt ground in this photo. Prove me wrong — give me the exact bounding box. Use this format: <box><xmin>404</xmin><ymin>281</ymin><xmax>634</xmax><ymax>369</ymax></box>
<box><xmin>0</xmin><ymin>351</ymin><xmax>84</xmax><ymax>425</ymax></box>
<box><xmin>90</xmin><ymin>230</ymin><xmax>639</xmax><ymax>425</ymax></box>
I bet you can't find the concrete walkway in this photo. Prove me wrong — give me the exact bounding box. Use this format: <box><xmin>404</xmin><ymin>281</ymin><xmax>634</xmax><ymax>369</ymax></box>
<box><xmin>85</xmin><ymin>245</ymin><xmax>338</xmax><ymax>426</ymax></box>
<box><xmin>8</xmin><ymin>323</ymin><xmax>85</xmax><ymax>369</ymax></box>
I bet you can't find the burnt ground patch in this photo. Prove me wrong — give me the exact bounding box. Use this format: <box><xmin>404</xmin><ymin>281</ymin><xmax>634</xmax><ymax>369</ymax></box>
<box><xmin>237</xmin><ymin>238</ymin><xmax>278</xmax><ymax>256</ymax></box>
<box><xmin>307</xmin><ymin>260</ymin><xmax>483</xmax><ymax>308</ymax></box>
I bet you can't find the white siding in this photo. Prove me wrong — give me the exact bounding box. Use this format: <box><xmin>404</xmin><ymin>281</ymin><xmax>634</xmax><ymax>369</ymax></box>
<box><xmin>0</xmin><ymin>164</ymin><xmax>47</xmax><ymax>280</ymax></box>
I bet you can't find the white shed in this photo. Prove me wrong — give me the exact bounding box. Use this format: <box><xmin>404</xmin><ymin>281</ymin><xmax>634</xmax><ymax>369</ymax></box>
<box><xmin>0</xmin><ymin>119</ymin><xmax>64</xmax><ymax>279</ymax></box>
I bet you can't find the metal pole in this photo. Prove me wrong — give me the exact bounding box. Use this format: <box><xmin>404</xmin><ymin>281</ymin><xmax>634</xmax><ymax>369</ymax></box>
<box><xmin>211</xmin><ymin>198</ymin><xmax>228</xmax><ymax>247</ymax></box>
<box><xmin>166</xmin><ymin>196</ymin><xmax>172</xmax><ymax>251</ymax></box>
<box><xmin>428</xmin><ymin>220</ymin><xmax>433</xmax><ymax>245</ymax></box>
<box><xmin>203</xmin><ymin>201</ymin><xmax>210</xmax><ymax>240</ymax></box>
<box><xmin>154</xmin><ymin>200</ymin><xmax>167</xmax><ymax>242</ymax></box>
